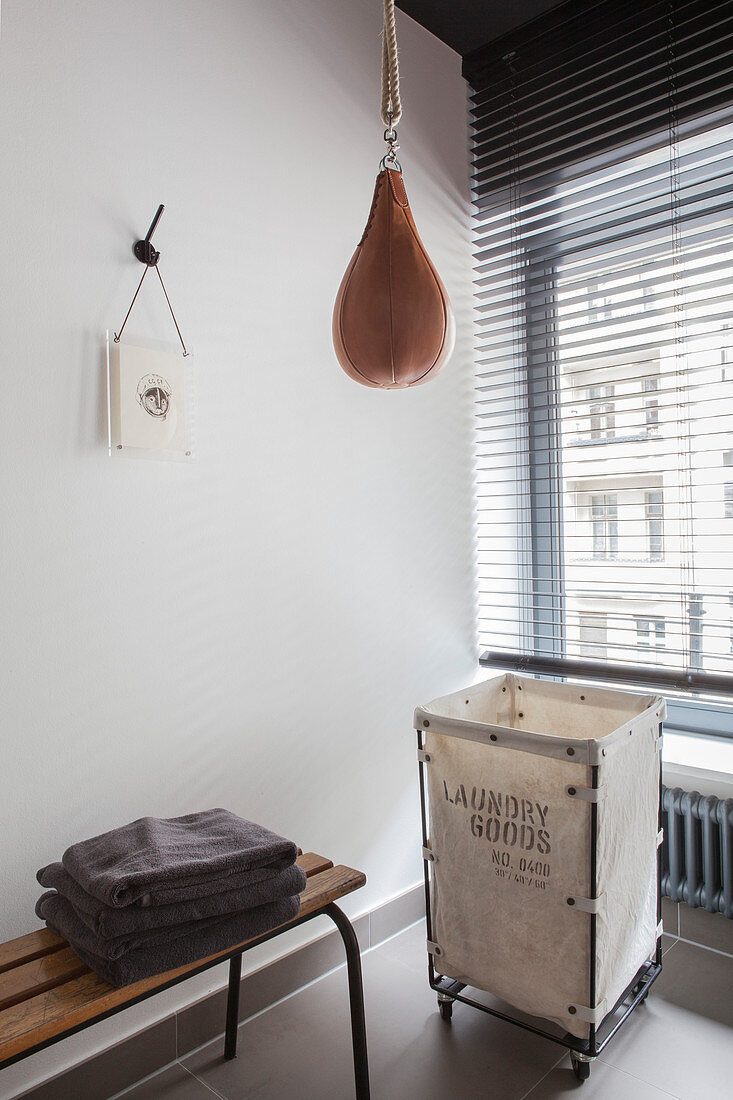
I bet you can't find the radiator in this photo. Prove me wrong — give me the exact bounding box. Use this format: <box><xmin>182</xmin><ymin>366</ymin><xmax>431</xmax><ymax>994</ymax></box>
<box><xmin>662</xmin><ymin>786</ymin><xmax>733</xmax><ymax>918</ymax></box>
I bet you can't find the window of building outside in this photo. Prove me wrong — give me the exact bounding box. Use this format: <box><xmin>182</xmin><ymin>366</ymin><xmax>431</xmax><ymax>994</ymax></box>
<box><xmin>578</xmin><ymin>613</ymin><xmax>607</xmax><ymax>660</ymax></box>
<box><xmin>643</xmin><ymin>377</ymin><xmax>659</xmax><ymax>432</ymax></box>
<box><xmin>645</xmin><ymin>491</ymin><xmax>664</xmax><ymax>561</ymax></box>
<box><xmin>636</xmin><ymin>617</ymin><xmax>667</xmax><ymax>664</ymax></box>
<box><xmin>589</xmin><ymin>385</ymin><xmax>615</xmax><ymax>439</ymax></box>
<box><xmin>725</xmin><ymin>451</ymin><xmax>733</xmax><ymax>520</ymax></box>
<box><xmin>591</xmin><ymin>494</ymin><xmax>618</xmax><ymax>559</ymax></box>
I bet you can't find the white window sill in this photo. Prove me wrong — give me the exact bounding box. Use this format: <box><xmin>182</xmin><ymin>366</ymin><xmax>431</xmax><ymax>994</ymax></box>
<box><xmin>662</xmin><ymin>731</ymin><xmax>733</xmax><ymax>799</ymax></box>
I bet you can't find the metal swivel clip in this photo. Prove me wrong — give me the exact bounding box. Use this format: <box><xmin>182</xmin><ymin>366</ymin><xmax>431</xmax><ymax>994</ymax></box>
<box><xmin>380</xmin><ymin>113</ymin><xmax>402</xmax><ymax>172</ymax></box>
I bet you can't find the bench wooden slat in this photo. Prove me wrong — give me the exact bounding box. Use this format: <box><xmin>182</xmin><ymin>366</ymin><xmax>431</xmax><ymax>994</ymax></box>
<box><xmin>0</xmin><ymin>929</ymin><xmax>66</xmax><ymax>976</ymax></box>
<box><xmin>0</xmin><ymin>949</ymin><xmax>88</xmax><ymax>1013</ymax></box>
<box><xmin>0</xmin><ymin>857</ymin><xmax>365</xmax><ymax>1065</ymax></box>
<box><xmin>299</xmin><ymin>853</ymin><xmax>333</xmax><ymax>877</ymax></box>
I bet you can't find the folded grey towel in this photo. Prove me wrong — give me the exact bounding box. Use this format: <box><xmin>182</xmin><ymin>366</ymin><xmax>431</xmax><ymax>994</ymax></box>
<box><xmin>37</xmin><ymin>862</ymin><xmax>307</xmax><ymax>938</ymax></box>
<box><xmin>35</xmin><ymin>891</ymin><xmax>227</xmax><ymax>960</ymax></box>
<box><xmin>57</xmin><ymin>809</ymin><xmax>298</xmax><ymax>908</ymax></box>
<box><xmin>36</xmin><ymin>891</ymin><xmax>301</xmax><ymax>987</ymax></box>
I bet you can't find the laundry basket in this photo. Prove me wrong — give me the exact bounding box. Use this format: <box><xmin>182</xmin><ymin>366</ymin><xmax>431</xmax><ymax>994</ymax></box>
<box><xmin>414</xmin><ymin>673</ymin><xmax>665</xmax><ymax>1077</ymax></box>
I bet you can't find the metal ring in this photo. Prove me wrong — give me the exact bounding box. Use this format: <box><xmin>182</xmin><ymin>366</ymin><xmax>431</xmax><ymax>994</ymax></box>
<box><xmin>383</xmin><ymin>127</ymin><xmax>398</xmax><ymax>142</ymax></box>
<box><xmin>379</xmin><ymin>153</ymin><xmax>403</xmax><ymax>172</ymax></box>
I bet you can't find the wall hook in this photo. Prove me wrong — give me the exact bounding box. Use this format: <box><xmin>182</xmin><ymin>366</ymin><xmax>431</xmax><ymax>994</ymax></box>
<box><xmin>133</xmin><ymin>204</ymin><xmax>165</xmax><ymax>266</ymax></box>
<box><xmin>114</xmin><ymin>204</ymin><xmax>188</xmax><ymax>355</ymax></box>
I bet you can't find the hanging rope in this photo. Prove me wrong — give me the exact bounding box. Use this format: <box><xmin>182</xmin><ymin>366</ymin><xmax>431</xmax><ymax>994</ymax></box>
<box><xmin>380</xmin><ymin>0</ymin><xmax>402</xmax><ymax>127</ymax></box>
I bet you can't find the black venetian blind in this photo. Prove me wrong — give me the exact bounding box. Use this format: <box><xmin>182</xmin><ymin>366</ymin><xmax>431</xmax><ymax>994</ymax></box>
<box><xmin>465</xmin><ymin>0</ymin><xmax>733</xmax><ymax>693</ymax></box>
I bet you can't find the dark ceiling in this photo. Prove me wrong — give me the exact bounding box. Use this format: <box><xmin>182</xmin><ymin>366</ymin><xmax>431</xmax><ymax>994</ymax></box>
<box><xmin>397</xmin><ymin>0</ymin><xmax>563</xmax><ymax>57</ymax></box>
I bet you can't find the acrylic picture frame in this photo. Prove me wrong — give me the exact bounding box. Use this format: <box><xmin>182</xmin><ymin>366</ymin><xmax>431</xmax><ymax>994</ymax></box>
<box><xmin>106</xmin><ymin>333</ymin><xmax>194</xmax><ymax>460</ymax></box>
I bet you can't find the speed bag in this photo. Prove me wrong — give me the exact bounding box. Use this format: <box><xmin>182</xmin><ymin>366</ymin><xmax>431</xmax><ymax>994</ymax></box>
<box><xmin>332</xmin><ymin>168</ymin><xmax>455</xmax><ymax>389</ymax></box>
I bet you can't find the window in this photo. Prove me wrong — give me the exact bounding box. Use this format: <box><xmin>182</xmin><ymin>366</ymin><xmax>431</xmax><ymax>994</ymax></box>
<box><xmin>579</xmin><ymin>613</ymin><xmax>607</xmax><ymax>659</ymax></box>
<box><xmin>725</xmin><ymin>453</ymin><xmax>733</xmax><ymax>519</ymax></box>
<box><xmin>642</xmin><ymin>378</ymin><xmax>659</xmax><ymax>433</ymax></box>
<box><xmin>645</xmin><ymin>492</ymin><xmax>663</xmax><ymax>561</ymax></box>
<box><xmin>468</xmin><ymin>0</ymin><xmax>733</xmax><ymax>697</ymax></box>
<box><xmin>588</xmin><ymin>385</ymin><xmax>615</xmax><ymax>439</ymax></box>
<box><xmin>591</xmin><ymin>494</ymin><xmax>618</xmax><ymax>559</ymax></box>
<box><xmin>636</xmin><ymin>618</ymin><xmax>666</xmax><ymax>664</ymax></box>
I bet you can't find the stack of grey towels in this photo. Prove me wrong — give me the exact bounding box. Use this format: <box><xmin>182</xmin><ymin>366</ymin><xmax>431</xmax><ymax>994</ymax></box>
<box><xmin>36</xmin><ymin>808</ymin><xmax>306</xmax><ymax>987</ymax></box>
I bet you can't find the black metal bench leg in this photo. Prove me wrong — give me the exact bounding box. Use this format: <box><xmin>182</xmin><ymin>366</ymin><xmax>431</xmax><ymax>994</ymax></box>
<box><xmin>224</xmin><ymin>952</ymin><xmax>242</xmax><ymax>1060</ymax></box>
<box><xmin>324</xmin><ymin>902</ymin><xmax>370</xmax><ymax>1100</ymax></box>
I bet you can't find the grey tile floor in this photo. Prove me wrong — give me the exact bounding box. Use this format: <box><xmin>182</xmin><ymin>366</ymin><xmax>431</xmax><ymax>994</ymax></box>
<box><xmin>121</xmin><ymin>920</ymin><xmax>732</xmax><ymax>1100</ymax></box>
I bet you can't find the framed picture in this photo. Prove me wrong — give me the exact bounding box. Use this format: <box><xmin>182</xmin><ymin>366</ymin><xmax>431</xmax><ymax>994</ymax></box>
<box><xmin>107</xmin><ymin>336</ymin><xmax>193</xmax><ymax>459</ymax></box>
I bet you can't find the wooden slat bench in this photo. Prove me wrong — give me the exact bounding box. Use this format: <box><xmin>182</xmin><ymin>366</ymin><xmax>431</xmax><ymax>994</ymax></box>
<box><xmin>0</xmin><ymin>853</ymin><xmax>369</xmax><ymax>1098</ymax></box>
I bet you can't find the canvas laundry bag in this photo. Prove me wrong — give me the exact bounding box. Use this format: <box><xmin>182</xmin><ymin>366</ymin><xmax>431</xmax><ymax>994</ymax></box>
<box><xmin>414</xmin><ymin>674</ymin><xmax>664</xmax><ymax>1039</ymax></box>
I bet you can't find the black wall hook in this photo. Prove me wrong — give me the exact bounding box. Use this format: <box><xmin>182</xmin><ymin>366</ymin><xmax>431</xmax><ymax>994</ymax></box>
<box><xmin>133</xmin><ymin>204</ymin><xmax>165</xmax><ymax>266</ymax></box>
<box><xmin>114</xmin><ymin>203</ymin><xmax>188</xmax><ymax>355</ymax></box>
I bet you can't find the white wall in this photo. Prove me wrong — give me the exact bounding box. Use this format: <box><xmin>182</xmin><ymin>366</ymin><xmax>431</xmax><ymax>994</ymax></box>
<box><xmin>0</xmin><ymin>0</ymin><xmax>475</xmax><ymax>1092</ymax></box>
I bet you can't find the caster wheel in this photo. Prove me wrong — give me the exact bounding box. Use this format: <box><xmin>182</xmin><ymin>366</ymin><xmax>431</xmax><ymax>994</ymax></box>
<box><xmin>571</xmin><ymin>1055</ymin><xmax>591</xmax><ymax>1082</ymax></box>
<box><xmin>438</xmin><ymin>999</ymin><xmax>453</xmax><ymax>1020</ymax></box>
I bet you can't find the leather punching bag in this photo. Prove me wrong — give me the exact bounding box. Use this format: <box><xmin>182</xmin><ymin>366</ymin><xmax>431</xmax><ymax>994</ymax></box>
<box><xmin>332</xmin><ymin>168</ymin><xmax>455</xmax><ymax>389</ymax></box>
